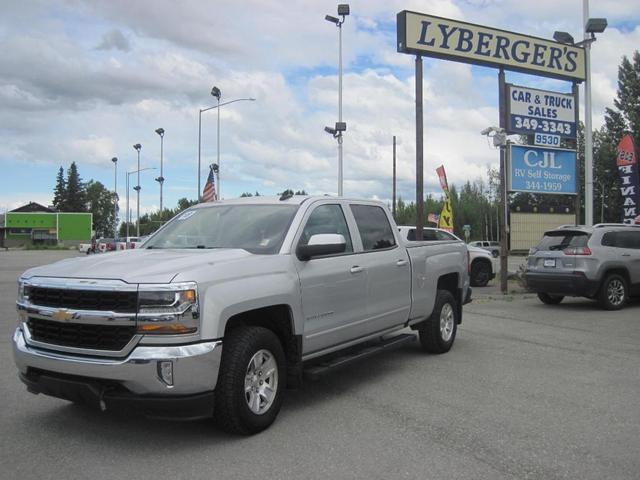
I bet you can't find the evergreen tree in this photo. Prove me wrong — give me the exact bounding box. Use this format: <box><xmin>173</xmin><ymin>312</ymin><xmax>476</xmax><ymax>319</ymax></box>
<box><xmin>52</xmin><ymin>166</ymin><xmax>66</xmax><ymax>211</ymax></box>
<box><xmin>86</xmin><ymin>180</ymin><xmax>116</xmax><ymax>237</ymax></box>
<box><xmin>611</xmin><ymin>51</ymin><xmax>640</xmax><ymax>146</ymax></box>
<box><xmin>64</xmin><ymin>162</ymin><xmax>87</xmax><ymax>212</ymax></box>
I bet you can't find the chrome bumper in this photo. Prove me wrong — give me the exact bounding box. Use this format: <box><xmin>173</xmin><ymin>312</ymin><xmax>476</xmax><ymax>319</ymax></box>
<box><xmin>13</xmin><ymin>328</ymin><xmax>222</xmax><ymax>396</ymax></box>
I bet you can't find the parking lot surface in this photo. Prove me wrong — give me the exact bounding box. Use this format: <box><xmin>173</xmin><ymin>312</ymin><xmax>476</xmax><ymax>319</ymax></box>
<box><xmin>1</xmin><ymin>250</ymin><xmax>639</xmax><ymax>480</ymax></box>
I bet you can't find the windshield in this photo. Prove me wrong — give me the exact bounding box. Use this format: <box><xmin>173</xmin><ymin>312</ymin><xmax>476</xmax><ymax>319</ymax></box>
<box><xmin>535</xmin><ymin>231</ymin><xmax>589</xmax><ymax>251</ymax></box>
<box><xmin>144</xmin><ymin>204</ymin><xmax>299</xmax><ymax>254</ymax></box>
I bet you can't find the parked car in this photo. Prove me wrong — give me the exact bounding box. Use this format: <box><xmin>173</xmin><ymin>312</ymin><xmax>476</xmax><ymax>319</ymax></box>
<box><xmin>398</xmin><ymin>226</ymin><xmax>495</xmax><ymax>286</ymax></box>
<box><xmin>525</xmin><ymin>223</ymin><xmax>640</xmax><ymax>310</ymax></box>
<box><xmin>96</xmin><ymin>238</ymin><xmax>116</xmax><ymax>252</ymax></box>
<box><xmin>468</xmin><ymin>240</ymin><xmax>500</xmax><ymax>258</ymax></box>
<box><xmin>131</xmin><ymin>236</ymin><xmax>149</xmax><ymax>249</ymax></box>
<box><xmin>14</xmin><ymin>196</ymin><xmax>470</xmax><ymax>434</ymax></box>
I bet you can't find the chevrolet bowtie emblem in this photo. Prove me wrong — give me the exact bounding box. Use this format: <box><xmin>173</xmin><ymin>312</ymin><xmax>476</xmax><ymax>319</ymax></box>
<box><xmin>52</xmin><ymin>309</ymin><xmax>74</xmax><ymax>322</ymax></box>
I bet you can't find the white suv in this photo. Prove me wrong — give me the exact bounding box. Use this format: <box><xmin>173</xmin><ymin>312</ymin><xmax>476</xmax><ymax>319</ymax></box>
<box><xmin>398</xmin><ymin>226</ymin><xmax>495</xmax><ymax>287</ymax></box>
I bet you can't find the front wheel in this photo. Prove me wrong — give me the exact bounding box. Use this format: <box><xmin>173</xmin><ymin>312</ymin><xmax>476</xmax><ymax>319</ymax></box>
<box><xmin>215</xmin><ymin>326</ymin><xmax>285</xmax><ymax>435</ymax></box>
<box><xmin>598</xmin><ymin>274</ymin><xmax>627</xmax><ymax>310</ymax></box>
<box><xmin>419</xmin><ymin>290</ymin><xmax>458</xmax><ymax>354</ymax></box>
<box><xmin>537</xmin><ymin>292</ymin><xmax>564</xmax><ymax>305</ymax></box>
<box><xmin>470</xmin><ymin>261</ymin><xmax>492</xmax><ymax>287</ymax></box>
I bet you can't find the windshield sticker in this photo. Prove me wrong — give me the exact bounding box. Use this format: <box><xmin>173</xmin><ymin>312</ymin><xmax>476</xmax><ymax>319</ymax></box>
<box><xmin>259</xmin><ymin>239</ymin><xmax>270</xmax><ymax>247</ymax></box>
<box><xmin>177</xmin><ymin>211</ymin><xmax>197</xmax><ymax>221</ymax></box>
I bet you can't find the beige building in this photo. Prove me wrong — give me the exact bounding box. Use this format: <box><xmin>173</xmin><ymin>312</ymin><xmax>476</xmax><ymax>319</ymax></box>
<box><xmin>510</xmin><ymin>211</ymin><xmax>576</xmax><ymax>253</ymax></box>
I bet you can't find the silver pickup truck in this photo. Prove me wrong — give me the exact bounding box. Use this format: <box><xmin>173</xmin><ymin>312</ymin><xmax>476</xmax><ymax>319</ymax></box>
<box><xmin>13</xmin><ymin>196</ymin><xmax>470</xmax><ymax>434</ymax></box>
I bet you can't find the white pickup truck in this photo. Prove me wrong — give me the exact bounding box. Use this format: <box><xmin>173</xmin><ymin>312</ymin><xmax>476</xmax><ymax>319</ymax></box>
<box><xmin>13</xmin><ymin>196</ymin><xmax>470</xmax><ymax>434</ymax></box>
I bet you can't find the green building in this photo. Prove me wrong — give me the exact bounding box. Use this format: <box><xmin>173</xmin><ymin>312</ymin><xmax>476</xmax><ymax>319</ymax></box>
<box><xmin>1</xmin><ymin>202</ymin><xmax>92</xmax><ymax>247</ymax></box>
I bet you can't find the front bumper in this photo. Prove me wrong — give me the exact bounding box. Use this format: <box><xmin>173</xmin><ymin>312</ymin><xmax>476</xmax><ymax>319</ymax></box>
<box><xmin>525</xmin><ymin>272</ymin><xmax>600</xmax><ymax>297</ymax></box>
<box><xmin>13</xmin><ymin>328</ymin><xmax>222</xmax><ymax>418</ymax></box>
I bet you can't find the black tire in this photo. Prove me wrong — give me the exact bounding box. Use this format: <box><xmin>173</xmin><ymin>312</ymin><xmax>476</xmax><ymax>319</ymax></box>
<box><xmin>598</xmin><ymin>274</ymin><xmax>628</xmax><ymax>310</ymax></box>
<box><xmin>215</xmin><ymin>326</ymin><xmax>286</xmax><ymax>435</ymax></box>
<box><xmin>470</xmin><ymin>260</ymin><xmax>492</xmax><ymax>287</ymax></box>
<box><xmin>418</xmin><ymin>290</ymin><xmax>458</xmax><ymax>354</ymax></box>
<box><xmin>537</xmin><ymin>292</ymin><xmax>564</xmax><ymax>305</ymax></box>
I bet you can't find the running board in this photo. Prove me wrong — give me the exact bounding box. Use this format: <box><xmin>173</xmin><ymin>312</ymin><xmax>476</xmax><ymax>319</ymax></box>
<box><xmin>303</xmin><ymin>333</ymin><xmax>416</xmax><ymax>381</ymax></box>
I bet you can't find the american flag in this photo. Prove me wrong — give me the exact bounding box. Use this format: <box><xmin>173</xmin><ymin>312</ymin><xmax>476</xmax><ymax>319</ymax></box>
<box><xmin>202</xmin><ymin>167</ymin><xmax>217</xmax><ymax>202</ymax></box>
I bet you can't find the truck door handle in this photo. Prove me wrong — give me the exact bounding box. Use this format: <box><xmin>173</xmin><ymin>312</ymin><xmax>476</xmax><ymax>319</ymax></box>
<box><xmin>622</xmin><ymin>254</ymin><xmax>631</xmax><ymax>257</ymax></box>
<box><xmin>396</xmin><ymin>259</ymin><xmax>408</xmax><ymax>267</ymax></box>
<box><xmin>350</xmin><ymin>266</ymin><xmax>364</xmax><ymax>274</ymax></box>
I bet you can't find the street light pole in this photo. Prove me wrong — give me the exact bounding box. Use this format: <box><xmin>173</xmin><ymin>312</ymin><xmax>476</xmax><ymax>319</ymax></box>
<box><xmin>325</xmin><ymin>4</ymin><xmax>349</xmax><ymax>196</ymax></box>
<box><xmin>583</xmin><ymin>0</ymin><xmax>594</xmax><ymax>226</ymax></box>
<box><xmin>133</xmin><ymin>143</ymin><xmax>142</xmax><ymax>237</ymax></box>
<box><xmin>197</xmin><ymin>93</ymin><xmax>255</xmax><ymax>201</ymax></box>
<box><xmin>212</xmin><ymin>86</ymin><xmax>222</xmax><ymax>199</ymax></box>
<box><xmin>553</xmin><ymin>10</ymin><xmax>607</xmax><ymax>226</ymax></box>
<box><xmin>126</xmin><ymin>167</ymin><xmax>156</xmax><ymax>246</ymax></box>
<box><xmin>155</xmin><ymin>128</ymin><xmax>165</xmax><ymax>220</ymax></box>
<box><xmin>111</xmin><ymin>157</ymin><xmax>118</xmax><ymax>239</ymax></box>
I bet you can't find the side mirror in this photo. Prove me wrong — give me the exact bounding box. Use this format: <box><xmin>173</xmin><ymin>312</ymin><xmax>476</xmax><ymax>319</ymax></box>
<box><xmin>296</xmin><ymin>234</ymin><xmax>346</xmax><ymax>261</ymax></box>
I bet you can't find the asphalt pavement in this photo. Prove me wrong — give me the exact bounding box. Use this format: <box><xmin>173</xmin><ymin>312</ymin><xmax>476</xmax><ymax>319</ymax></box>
<box><xmin>1</xmin><ymin>250</ymin><xmax>639</xmax><ymax>480</ymax></box>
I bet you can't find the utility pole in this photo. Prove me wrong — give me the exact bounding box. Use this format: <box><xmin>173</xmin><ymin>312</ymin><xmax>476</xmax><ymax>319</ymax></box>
<box><xmin>415</xmin><ymin>56</ymin><xmax>424</xmax><ymax>241</ymax></box>
<box><xmin>392</xmin><ymin>135</ymin><xmax>397</xmax><ymax>218</ymax></box>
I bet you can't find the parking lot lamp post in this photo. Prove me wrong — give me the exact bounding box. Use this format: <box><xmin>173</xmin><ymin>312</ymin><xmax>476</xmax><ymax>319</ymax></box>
<box><xmin>211</xmin><ymin>87</ymin><xmax>221</xmax><ymax>198</ymax></box>
<box><xmin>133</xmin><ymin>144</ymin><xmax>142</xmax><ymax>237</ymax></box>
<box><xmin>155</xmin><ymin>128</ymin><xmax>165</xmax><ymax>220</ymax></box>
<box><xmin>125</xmin><ymin>167</ymin><xmax>156</xmax><ymax>246</ymax></box>
<box><xmin>111</xmin><ymin>157</ymin><xmax>118</xmax><ymax>239</ymax></box>
<box><xmin>197</xmin><ymin>92</ymin><xmax>255</xmax><ymax>201</ymax></box>
<box><xmin>555</xmin><ymin>10</ymin><xmax>608</xmax><ymax>226</ymax></box>
<box><xmin>325</xmin><ymin>4</ymin><xmax>349</xmax><ymax>196</ymax></box>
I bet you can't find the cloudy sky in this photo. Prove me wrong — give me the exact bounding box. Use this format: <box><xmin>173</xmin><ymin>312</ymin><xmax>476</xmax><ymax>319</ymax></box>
<box><xmin>1</xmin><ymin>0</ymin><xmax>639</xmax><ymax>217</ymax></box>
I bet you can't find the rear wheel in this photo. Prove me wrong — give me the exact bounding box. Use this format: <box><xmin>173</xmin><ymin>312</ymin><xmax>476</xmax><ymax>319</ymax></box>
<box><xmin>470</xmin><ymin>260</ymin><xmax>492</xmax><ymax>287</ymax></box>
<box><xmin>419</xmin><ymin>290</ymin><xmax>458</xmax><ymax>354</ymax></box>
<box><xmin>215</xmin><ymin>326</ymin><xmax>285</xmax><ymax>435</ymax></box>
<box><xmin>598</xmin><ymin>274</ymin><xmax>627</xmax><ymax>310</ymax></box>
<box><xmin>537</xmin><ymin>292</ymin><xmax>564</xmax><ymax>305</ymax></box>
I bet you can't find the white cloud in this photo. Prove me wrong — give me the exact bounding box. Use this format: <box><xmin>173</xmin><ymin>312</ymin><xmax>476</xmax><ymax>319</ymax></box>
<box><xmin>1</xmin><ymin>0</ymin><xmax>639</xmax><ymax>213</ymax></box>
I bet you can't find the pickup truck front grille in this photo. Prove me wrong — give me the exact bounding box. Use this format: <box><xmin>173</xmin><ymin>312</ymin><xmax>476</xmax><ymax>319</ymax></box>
<box><xmin>28</xmin><ymin>287</ymin><xmax>138</xmax><ymax>313</ymax></box>
<box><xmin>27</xmin><ymin>318</ymin><xmax>136</xmax><ymax>351</ymax></box>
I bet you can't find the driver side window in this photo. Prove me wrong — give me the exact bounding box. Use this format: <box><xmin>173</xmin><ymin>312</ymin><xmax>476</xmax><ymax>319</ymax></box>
<box><xmin>299</xmin><ymin>204</ymin><xmax>353</xmax><ymax>253</ymax></box>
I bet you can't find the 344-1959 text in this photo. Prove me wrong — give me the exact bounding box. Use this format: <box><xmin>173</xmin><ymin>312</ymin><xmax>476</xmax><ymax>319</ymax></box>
<box><xmin>525</xmin><ymin>181</ymin><xmax>563</xmax><ymax>192</ymax></box>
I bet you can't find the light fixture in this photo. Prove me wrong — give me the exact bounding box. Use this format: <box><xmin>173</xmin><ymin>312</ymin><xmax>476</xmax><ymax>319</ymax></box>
<box><xmin>553</xmin><ymin>31</ymin><xmax>574</xmax><ymax>44</ymax></box>
<box><xmin>337</xmin><ymin>4</ymin><xmax>350</xmax><ymax>16</ymax></box>
<box><xmin>586</xmin><ymin>18</ymin><xmax>607</xmax><ymax>34</ymax></box>
<box><xmin>133</xmin><ymin>143</ymin><xmax>141</xmax><ymax>151</ymax></box>
<box><xmin>211</xmin><ymin>86</ymin><xmax>221</xmax><ymax>100</ymax></box>
<box><xmin>325</xmin><ymin>15</ymin><xmax>339</xmax><ymax>24</ymax></box>
<box><xmin>155</xmin><ymin>127</ymin><xmax>164</xmax><ymax>137</ymax></box>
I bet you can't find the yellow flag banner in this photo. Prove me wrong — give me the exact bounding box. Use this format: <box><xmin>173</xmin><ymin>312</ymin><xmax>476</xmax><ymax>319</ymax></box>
<box><xmin>438</xmin><ymin>190</ymin><xmax>454</xmax><ymax>232</ymax></box>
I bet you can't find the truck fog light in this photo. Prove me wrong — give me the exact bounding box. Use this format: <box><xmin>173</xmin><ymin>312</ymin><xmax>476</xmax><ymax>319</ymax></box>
<box><xmin>158</xmin><ymin>360</ymin><xmax>174</xmax><ymax>387</ymax></box>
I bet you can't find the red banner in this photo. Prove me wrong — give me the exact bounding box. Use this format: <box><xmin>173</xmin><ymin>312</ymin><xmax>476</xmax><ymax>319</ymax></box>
<box><xmin>616</xmin><ymin>134</ymin><xmax>640</xmax><ymax>224</ymax></box>
<box><xmin>436</xmin><ymin>165</ymin><xmax>449</xmax><ymax>191</ymax></box>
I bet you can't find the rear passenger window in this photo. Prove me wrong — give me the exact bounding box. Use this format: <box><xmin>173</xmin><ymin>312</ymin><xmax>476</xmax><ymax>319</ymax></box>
<box><xmin>601</xmin><ymin>232</ymin><xmax>617</xmax><ymax>247</ymax></box>
<box><xmin>350</xmin><ymin>205</ymin><xmax>396</xmax><ymax>251</ymax></box>
<box><xmin>618</xmin><ymin>231</ymin><xmax>640</xmax><ymax>249</ymax></box>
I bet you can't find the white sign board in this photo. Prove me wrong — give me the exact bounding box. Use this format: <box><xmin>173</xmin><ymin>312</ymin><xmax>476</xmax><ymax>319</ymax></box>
<box><xmin>507</xmin><ymin>85</ymin><xmax>576</xmax><ymax>139</ymax></box>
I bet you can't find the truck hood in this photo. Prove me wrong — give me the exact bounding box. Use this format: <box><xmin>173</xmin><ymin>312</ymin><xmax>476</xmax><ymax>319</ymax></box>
<box><xmin>22</xmin><ymin>248</ymin><xmax>254</xmax><ymax>284</ymax></box>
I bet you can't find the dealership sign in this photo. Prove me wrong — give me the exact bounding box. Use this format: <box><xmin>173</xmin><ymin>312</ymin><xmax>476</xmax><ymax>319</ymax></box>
<box><xmin>397</xmin><ymin>11</ymin><xmax>586</xmax><ymax>82</ymax></box>
<box><xmin>508</xmin><ymin>145</ymin><xmax>577</xmax><ymax>194</ymax></box>
<box><xmin>507</xmin><ymin>85</ymin><xmax>576</xmax><ymax>139</ymax></box>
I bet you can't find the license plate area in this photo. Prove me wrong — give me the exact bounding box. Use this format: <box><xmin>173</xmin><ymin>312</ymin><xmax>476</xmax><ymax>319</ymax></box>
<box><xmin>543</xmin><ymin>258</ymin><xmax>556</xmax><ymax>268</ymax></box>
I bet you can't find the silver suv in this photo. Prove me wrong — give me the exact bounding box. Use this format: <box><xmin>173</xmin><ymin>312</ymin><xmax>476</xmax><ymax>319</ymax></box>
<box><xmin>525</xmin><ymin>224</ymin><xmax>640</xmax><ymax>310</ymax></box>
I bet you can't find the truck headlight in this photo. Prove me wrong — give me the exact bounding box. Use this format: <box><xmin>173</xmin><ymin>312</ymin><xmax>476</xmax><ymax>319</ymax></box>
<box><xmin>17</xmin><ymin>279</ymin><xmax>30</xmax><ymax>303</ymax></box>
<box><xmin>137</xmin><ymin>283</ymin><xmax>199</xmax><ymax>335</ymax></box>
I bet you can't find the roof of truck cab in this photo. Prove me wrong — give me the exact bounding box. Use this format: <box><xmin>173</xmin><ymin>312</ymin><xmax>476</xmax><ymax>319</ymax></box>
<box><xmin>190</xmin><ymin>196</ymin><xmax>386</xmax><ymax>208</ymax></box>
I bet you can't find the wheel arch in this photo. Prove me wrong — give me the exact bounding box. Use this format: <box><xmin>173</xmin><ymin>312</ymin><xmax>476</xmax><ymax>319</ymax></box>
<box><xmin>224</xmin><ymin>305</ymin><xmax>302</xmax><ymax>388</ymax></box>
<box><xmin>437</xmin><ymin>272</ymin><xmax>463</xmax><ymax>324</ymax></box>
